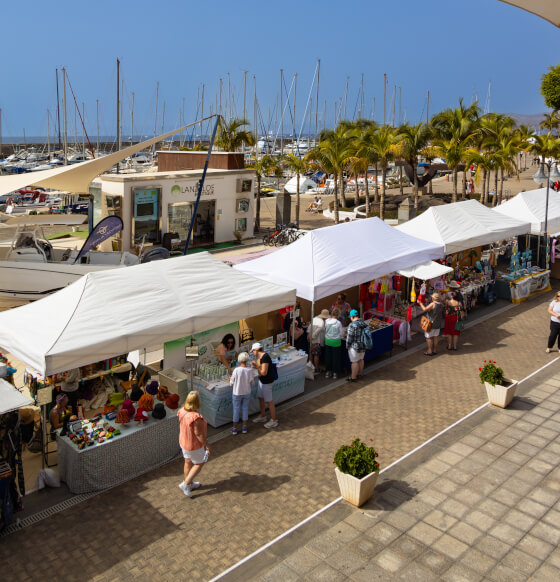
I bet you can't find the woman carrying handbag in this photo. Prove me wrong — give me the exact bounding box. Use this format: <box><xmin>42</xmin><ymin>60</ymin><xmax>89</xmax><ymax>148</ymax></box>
<box><xmin>418</xmin><ymin>293</ymin><xmax>445</xmax><ymax>356</ymax></box>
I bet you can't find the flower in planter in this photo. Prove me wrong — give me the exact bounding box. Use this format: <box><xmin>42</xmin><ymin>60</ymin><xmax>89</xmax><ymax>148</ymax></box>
<box><xmin>334</xmin><ymin>438</ymin><xmax>379</xmax><ymax>479</ymax></box>
<box><xmin>479</xmin><ymin>360</ymin><xmax>504</xmax><ymax>386</ymax></box>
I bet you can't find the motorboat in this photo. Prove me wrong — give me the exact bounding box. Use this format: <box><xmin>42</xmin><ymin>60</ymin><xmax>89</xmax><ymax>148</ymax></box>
<box><xmin>0</xmin><ymin>215</ymin><xmax>139</xmax><ymax>299</ymax></box>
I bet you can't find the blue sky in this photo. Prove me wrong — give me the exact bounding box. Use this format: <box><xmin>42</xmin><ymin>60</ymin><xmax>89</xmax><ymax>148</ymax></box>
<box><xmin>0</xmin><ymin>0</ymin><xmax>558</xmax><ymax>138</ymax></box>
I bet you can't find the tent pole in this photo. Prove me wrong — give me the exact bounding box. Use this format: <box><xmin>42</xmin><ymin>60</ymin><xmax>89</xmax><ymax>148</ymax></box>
<box><xmin>309</xmin><ymin>302</ymin><xmax>315</xmax><ymax>361</ymax></box>
<box><xmin>292</xmin><ymin>304</ymin><xmax>296</xmax><ymax>347</ymax></box>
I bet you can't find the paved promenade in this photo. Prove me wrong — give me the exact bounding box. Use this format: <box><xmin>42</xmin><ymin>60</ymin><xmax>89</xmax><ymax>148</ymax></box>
<box><xmin>1</xmin><ymin>292</ymin><xmax>558</xmax><ymax>581</ymax></box>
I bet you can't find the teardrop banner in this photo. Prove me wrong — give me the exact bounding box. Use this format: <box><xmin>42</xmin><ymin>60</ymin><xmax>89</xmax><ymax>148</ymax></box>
<box><xmin>74</xmin><ymin>216</ymin><xmax>124</xmax><ymax>263</ymax></box>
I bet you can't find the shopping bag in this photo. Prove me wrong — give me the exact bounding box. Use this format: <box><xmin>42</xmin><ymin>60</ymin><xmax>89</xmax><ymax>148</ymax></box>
<box><xmin>420</xmin><ymin>316</ymin><xmax>432</xmax><ymax>332</ymax></box>
<box><xmin>305</xmin><ymin>361</ymin><xmax>315</xmax><ymax>381</ymax></box>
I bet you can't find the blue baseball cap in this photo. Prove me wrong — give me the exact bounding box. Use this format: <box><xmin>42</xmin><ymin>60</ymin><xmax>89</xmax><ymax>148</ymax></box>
<box><xmin>349</xmin><ymin>309</ymin><xmax>359</xmax><ymax>317</ymax></box>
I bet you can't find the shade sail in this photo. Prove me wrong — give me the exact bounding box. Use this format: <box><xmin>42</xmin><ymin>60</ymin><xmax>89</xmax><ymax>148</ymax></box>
<box><xmin>493</xmin><ymin>188</ymin><xmax>560</xmax><ymax>235</ymax></box>
<box><xmin>397</xmin><ymin>261</ymin><xmax>453</xmax><ymax>280</ymax></box>
<box><xmin>0</xmin><ymin>253</ymin><xmax>295</xmax><ymax>376</ymax></box>
<box><xmin>0</xmin><ymin>120</ymin><xmax>207</xmax><ymax>197</ymax></box>
<box><xmin>396</xmin><ymin>200</ymin><xmax>531</xmax><ymax>254</ymax></box>
<box><xmin>235</xmin><ymin>217</ymin><xmax>443</xmax><ymax>302</ymax></box>
<box><xmin>499</xmin><ymin>1</ymin><xmax>560</xmax><ymax>27</ymax></box>
<box><xmin>0</xmin><ymin>379</ymin><xmax>33</xmax><ymax>414</ymax></box>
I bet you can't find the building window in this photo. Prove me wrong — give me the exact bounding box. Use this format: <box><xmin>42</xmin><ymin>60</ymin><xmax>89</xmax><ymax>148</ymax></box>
<box><xmin>168</xmin><ymin>202</ymin><xmax>193</xmax><ymax>241</ymax></box>
<box><xmin>235</xmin><ymin>218</ymin><xmax>247</xmax><ymax>232</ymax></box>
<box><xmin>236</xmin><ymin>199</ymin><xmax>250</xmax><ymax>213</ymax></box>
<box><xmin>236</xmin><ymin>178</ymin><xmax>253</xmax><ymax>193</ymax></box>
<box><xmin>132</xmin><ymin>187</ymin><xmax>161</xmax><ymax>244</ymax></box>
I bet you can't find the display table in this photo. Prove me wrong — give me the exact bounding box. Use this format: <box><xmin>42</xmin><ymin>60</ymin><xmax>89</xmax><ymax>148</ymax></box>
<box><xmin>495</xmin><ymin>270</ymin><xmax>551</xmax><ymax>303</ymax></box>
<box><xmin>58</xmin><ymin>406</ymin><xmax>180</xmax><ymax>494</ymax></box>
<box><xmin>194</xmin><ymin>352</ymin><xmax>308</xmax><ymax>428</ymax></box>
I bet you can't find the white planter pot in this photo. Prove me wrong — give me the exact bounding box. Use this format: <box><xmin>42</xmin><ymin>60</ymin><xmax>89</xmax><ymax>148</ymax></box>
<box><xmin>335</xmin><ymin>467</ymin><xmax>378</xmax><ymax>507</ymax></box>
<box><xmin>484</xmin><ymin>378</ymin><xmax>518</xmax><ymax>408</ymax></box>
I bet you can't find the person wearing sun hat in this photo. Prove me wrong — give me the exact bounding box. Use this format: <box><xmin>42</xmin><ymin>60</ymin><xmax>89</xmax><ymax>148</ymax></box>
<box><xmin>251</xmin><ymin>342</ymin><xmax>278</xmax><ymax>428</ymax></box>
<box><xmin>310</xmin><ymin>308</ymin><xmax>329</xmax><ymax>373</ymax></box>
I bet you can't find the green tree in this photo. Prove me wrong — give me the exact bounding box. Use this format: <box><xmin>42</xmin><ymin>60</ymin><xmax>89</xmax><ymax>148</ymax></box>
<box><xmin>282</xmin><ymin>154</ymin><xmax>308</xmax><ymax>225</ymax></box>
<box><xmin>541</xmin><ymin>64</ymin><xmax>560</xmax><ymax>112</ymax></box>
<box><xmin>540</xmin><ymin>112</ymin><xmax>560</xmax><ymax>135</ymax></box>
<box><xmin>398</xmin><ymin>122</ymin><xmax>432</xmax><ymax>209</ymax></box>
<box><xmin>368</xmin><ymin>126</ymin><xmax>399</xmax><ymax>220</ymax></box>
<box><xmin>215</xmin><ymin>118</ymin><xmax>255</xmax><ymax>151</ymax></box>
<box><xmin>248</xmin><ymin>154</ymin><xmax>275</xmax><ymax>232</ymax></box>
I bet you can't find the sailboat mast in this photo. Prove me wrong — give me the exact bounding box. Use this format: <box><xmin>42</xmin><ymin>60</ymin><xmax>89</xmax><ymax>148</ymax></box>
<box><xmin>56</xmin><ymin>69</ymin><xmax>62</xmax><ymax>151</ymax></box>
<box><xmin>82</xmin><ymin>102</ymin><xmax>85</xmax><ymax>154</ymax></box>
<box><xmin>315</xmin><ymin>59</ymin><xmax>320</xmax><ymax>144</ymax></box>
<box><xmin>383</xmin><ymin>73</ymin><xmax>387</xmax><ymax>126</ymax></box>
<box><xmin>280</xmin><ymin>69</ymin><xmax>284</xmax><ymax>156</ymax></box>
<box><xmin>254</xmin><ymin>75</ymin><xmax>257</xmax><ymax>158</ymax></box>
<box><xmin>116</xmin><ymin>58</ymin><xmax>120</xmax><ymax>173</ymax></box>
<box><xmin>47</xmin><ymin>109</ymin><xmax>50</xmax><ymax>157</ymax></box>
<box><xmin>0</xmin><ymin>108</ymin><xmax>2</xmax><ymax>157</ymax></box>
<box><xmin>152</xmin><ymin>81</ymin><xmax>159</xmax><ymax>154</ymax></box>
<box><xmin>293</xmin><ymin>73</ymin><xmax>297</xmax><ymax>149</ymax></box>
<box><xmin>131</xmin><ymin>92</ymin><xmax>134</xmax><ymax>146</ymax></box>
<box><xmin>63</xmin><ymin>67</ymin><xmax>68</xmax><ymax>164</ymax></box>
<box><xmin>96</xmin><ymin>99</ymin><xmax>99</xmax><ymax>153</ymax></box>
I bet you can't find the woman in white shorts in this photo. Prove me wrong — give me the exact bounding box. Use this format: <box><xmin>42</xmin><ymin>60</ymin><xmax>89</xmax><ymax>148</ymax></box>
<box><xmin>418</xmin><ymin>292</ymin><xmax>445</xmax><ymax>356</ymax></box>
<box><xmin>177</xmin><ymin>391</ymin><xmax>210</xmax><ymax>498</ymax></box>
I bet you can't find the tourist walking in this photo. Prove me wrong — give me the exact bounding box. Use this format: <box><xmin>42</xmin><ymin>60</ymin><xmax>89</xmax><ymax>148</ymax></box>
<box><xmin>310</xmin><ymin>309</ymin><xmax>329</xmax><ymax>373</ymax></box>
<box><xmin>324</xmin><ymin>308</ymin><xmax>344</xmax><ymax>379</ymax></box>
<box><xmin>229</xmin><ymin>352</ymin><xmax>253</xmax><ymax>434</ymax></box>
<box><xmin>546</xmin><ymin>291</ymin><xmax>560</xmax><ymax>353</ymax></box>
<box><xmin>444</xmin><ymin>291</ymin><xmax>463</xmax><ymax>351</ymax></box>
<box><xmin>346</xmin><ymin>309</ymin><xmax>368</xmax><ymax>382</ymax></box>
<box><xmin>419</xmin><ymin>292</ymin><xmax>445</xmax><ymax>356</ymax></box>
<box><xmin>177</xmin><ymin>391</ymin><xmax>210</xmax><ymax>498</ymax></box>
<box><xmin>251</xmin><ymin>343</ymin><xmax>278</xmax><ymax>428</ymax></box>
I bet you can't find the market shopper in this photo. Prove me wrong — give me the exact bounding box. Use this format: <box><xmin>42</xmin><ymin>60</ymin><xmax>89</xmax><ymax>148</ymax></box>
<box><xmin>229</xmin><ymin>352</ymin><xmax>253</xmax><ymax>434</ymax></box>
<box><xmin>310</xmin><ymin>309</ymin><xmax>329</xmax><ymax>373</ymax></box>
<box><xmin>444</xmin><ymin>291</ymin><xmax>463</xmax><ymax>351</ymax></box>
<box><xmin>215</xmin><ymin>333</ymin><xmax>237</xmax><ymax>375</ymax></box>
<box><xmin>419</xmin><ymin>292</ymin><xmax>445</xmax><ymax>356</ymax></box>
<box><xmin>346</xmin><ymin>309</ymin><xmax>368</xmax><ymax>382</ymax></box>
<box><xmin>251</xmin><ymin>342</ymin><xmax>278</xmax><ymax>428</ymax></box>
<box><xmin>546</xmin><ymin>291</ymin><xmax>560</xmax><ymax>353</ymax></box>
<box><xmin>324</xmin><ymin>308</ymin><xmax>344</xmax><ymax>379</ymax></box>
<box><xmin>331</xmin><ymin>293</ymin><xmax>352</xmax><ymax>326</ymax></box>
<box><xmin>177</xmin><ymin>391</ymin><xmax>210</xmax><ymax>498</ymax></box>
<box><xmin>60</xmin><ymin>368</ymin><xmax>80</xmax><ymax>416</ymax></box>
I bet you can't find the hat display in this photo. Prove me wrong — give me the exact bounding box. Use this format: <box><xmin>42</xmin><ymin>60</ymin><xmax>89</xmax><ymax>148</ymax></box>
<box><xmin>103</xmin><ymin>404</ymin><xmax>116</xmax><ymax>415</ymax></box>
<box><xmin>121</xmin><ymin>399</ymin><xmax>135</xmax><ymax>418</ymax></box>
<box><xmin>349</xmin><ymin>309</ymin><xmax>359</xmax><ymax>317</ymax></box>
<box><xmin>157</xmin><ymin>386</ymin><xmax>170</xmax><ymax>401</ymax></box>
<box><xmin>109</xmin><ymin>392</ymin><xmax>125</xmax><ymax>407</ymax></box>
<box><xmin>130</xmin><ymin>386</ymin><xmax>143</xmax><ymax>402</ymax></box>
<box><xmin>318</xmin><ymin>309</ymin><xmax>330</xmax><ymax>319</ymax></box>
<box><xmin>251</xmin><ymin>342</ymin><xmax>263</xmax><ymax>351</ymax></box>
<box><xmin>134</xmin><ymin>407</ymin><xmax>149</xmax><ymax>422</ymax></box>
<box><xmin>152</xmin><ymin>403</ymin><xmax>166</xmax><ymax>420</ymax></box>
<box><xmin>138</xmin><ymin>393</ymin><xmax>154</xmax><ymax>411</ymax></box>
<box><xmin>165</xmin><ymin>394</ymin><xmax>179</xmax><ymax>410</ymax></box>
<box><xmin>448</xmin><ymin>281</ymin><xmax>461</xmax><ymax>288</ymax></box>
<box><xmin>116</xmin><ymin>409</ymin><xmax>130</xmax><ymax>424</ymax></box>
<box><xmin>146</xmin><ymin>380</ymin><xmax>159</xmax><ymax>396</ymax></box>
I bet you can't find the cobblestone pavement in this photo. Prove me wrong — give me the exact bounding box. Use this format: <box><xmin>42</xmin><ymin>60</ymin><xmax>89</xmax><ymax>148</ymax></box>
<box><xmin>1</xmin><ymin>291</ymin><xmax>558</xmax><ymax>581</ymax></box>
<box><xmin>229</xmin><ymin>367</ymin><xmax>560</xmax><ymax>581</ymax></box>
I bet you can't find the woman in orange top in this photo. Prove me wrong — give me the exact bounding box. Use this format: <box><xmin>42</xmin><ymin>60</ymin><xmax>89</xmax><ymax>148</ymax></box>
<box><xmin>177</xmin><ymin>391</ymin><xmax>210</xmax><ymax>498</ymax></box>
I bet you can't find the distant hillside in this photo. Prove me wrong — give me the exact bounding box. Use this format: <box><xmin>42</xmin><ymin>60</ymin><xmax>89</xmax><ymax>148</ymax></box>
<box><xmin>504</xmin><ymin>112</ymin><xmax>546</xmax><ymax>128</ymax></box>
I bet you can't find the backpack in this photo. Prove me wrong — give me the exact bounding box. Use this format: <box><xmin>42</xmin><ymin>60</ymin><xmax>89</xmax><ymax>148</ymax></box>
<box><xmin>361</xmin><ymin>325</ymin><xmax>373</xmax><ymax>351</ymax></box>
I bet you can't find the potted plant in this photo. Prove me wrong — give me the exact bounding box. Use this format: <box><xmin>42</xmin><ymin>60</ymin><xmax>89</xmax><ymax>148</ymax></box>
<box><xmin>479</xmin><ymin>360</ymin><xmax>518</xmax><ymax>408</ymax></box>
<box><xmin>334</xmin><ymin>438</ymin><xmax>380</xmax><ymax>507</ymax></box>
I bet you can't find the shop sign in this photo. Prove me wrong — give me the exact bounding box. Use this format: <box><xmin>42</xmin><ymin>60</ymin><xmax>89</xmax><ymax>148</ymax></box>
<box><xmin>171</xmin><ymin>182</ymin><xmax>215</xmax><ymax>197</ymax></box>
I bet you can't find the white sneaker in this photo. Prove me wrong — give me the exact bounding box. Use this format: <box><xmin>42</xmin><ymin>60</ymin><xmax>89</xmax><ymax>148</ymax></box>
<box><xmin>252</xmin><ymin>416</ymin><xmax>268</xmax><ymax>423</ymax></box>
<box><xmin>191</xmin><ymin>481</ymin><xmax>201</xmax><ymax>490</ymax></box>
<box><xmin>178</xmin><ymin>482</ymin><xmax>192</xmax><ymax>497</ymax></box>
<box><xmin>264</xmin><ymin>419</ymin><xmax>278</xmax><ymax>429</ymax></box>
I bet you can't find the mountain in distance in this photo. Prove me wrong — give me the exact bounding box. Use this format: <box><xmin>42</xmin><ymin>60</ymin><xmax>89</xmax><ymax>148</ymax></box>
<box><xmin>504</xmin><ymin>112</ymin><xmax>546</xmax><ymax>128</ymax></box>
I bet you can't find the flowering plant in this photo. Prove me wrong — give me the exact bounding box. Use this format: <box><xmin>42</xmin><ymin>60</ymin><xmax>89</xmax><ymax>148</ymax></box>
<box><xmin>479</xmin><ymin>360</ymin><xmax>504</xmax><ymax>386</ymax></box>
<box><xmin>334</xmin><ymin>438</ymin><xmax>379</xmax><ymax>479</ymax></box>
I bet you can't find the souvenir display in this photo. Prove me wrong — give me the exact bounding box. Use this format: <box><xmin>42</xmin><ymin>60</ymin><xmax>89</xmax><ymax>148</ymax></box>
<box><xmin>165</xmin><ymin>394</ymin><xmax>180</xmax><ymax>410</ymax></box>
<box><xmin>156</xmin><ymin>386</ymin><xmax>170</xmax><ymax>401</ymax></box>
<box><xmin>138</xmin><ymin>393</ymin><xmax>154</xmax><ymax>411</ymax></box>
<box><xmin>152</xmin><ymin>403</ymin><xmax>166</xmax><ymax>420</ymax></box>
<box><xmin>146</xmin><ymin>380</ymin><xmax>159</xmax><ymax>396</ymax></box>
<box><xmin>134</xmin><ymin>407</ymin><xmax>149</xmax><ymax>423</ymax></box>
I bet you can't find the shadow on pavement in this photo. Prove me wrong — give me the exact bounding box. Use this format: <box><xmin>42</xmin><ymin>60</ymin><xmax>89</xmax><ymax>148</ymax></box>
<box><xmin>364</xmin><ymin>479</ymin><xmax>419</xmax><ymax>512</ymax></box>
<box><xmin>194</xmin><ymin>471</ymin><xmax>291</xmax><ymax>498</ymax></box>
<box><xmin>508</xmin><ymin>396</ymin><xmax>538</xmax><ymax>411</ymax></box>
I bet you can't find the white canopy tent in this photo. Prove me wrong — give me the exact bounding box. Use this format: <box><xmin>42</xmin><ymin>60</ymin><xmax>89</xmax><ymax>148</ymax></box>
<box><xmin>235</xmin><ymin>217</ymin><xmax>444</xmax><ymax>302</ymax></box>
<box><xmin>493</xmin><ymin>188</ymin><xmax>560</xmax><ymax>235</ymax></box>
<box><xmin>0</xmin><ymin>379</ymin><xmax>33</xmax><ymax>414</ymax></box>
<box><xmin>284</xmin><ymin>176</ymin><xmax>318</xmax><ymax>194</ymax></box>
<box><xmin>0</xmin><ymin>120</ymin><xmax>211</xmax><ymax>197</ymax></box>
<box><xmin>499</xmin><ymin>1</ymin><xmax>560</xmax><ymax>27</ymax></box>
<box><xmin>0</xmin><ymin>253</ymin><xmax>295</xmax><ymax>376</ymax></box>
<box><xmin>397</xmin><ymin>261</ymin><xmax>453</xmax><ymax>280</ymax></box>
<box><xmin>396</xmin><ymin>200</ymin><xmax>531</xmax><ymax>254</ymax></box>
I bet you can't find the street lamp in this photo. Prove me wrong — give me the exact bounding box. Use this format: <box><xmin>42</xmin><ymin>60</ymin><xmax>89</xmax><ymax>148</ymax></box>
<box><xmin>533</xmin><ymin>160</ymin><xmax>560</xmax><ymax>267</ymax></box>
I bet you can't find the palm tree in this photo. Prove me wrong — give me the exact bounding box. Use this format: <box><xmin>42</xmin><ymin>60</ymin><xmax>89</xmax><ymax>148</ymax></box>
<box><xmin>282</xmin><ymin>153</ymin><xmax>308</xmax><ymax>225</ymax></box>
<box><xmin>398</xmin><ymin>122</ymin><xmax>432</xmax><ymax>208</ymax></box>
<box><xmin>515</xmin><ymin>124</ymin><xmax>536</xmax><ymax>171</ymax></box>
<box><xmin>249</xmin><ymin>154</ymin><xmax>275</xmax><ymax>232</ymax></box>
<box><xmin>215</xmin><ymin>117</ymin><xmax>255</xmax><ymax>151</ymax></box>
<box><xmin>368</xmin><ymin>126</ymin><xmax>399</xmax><ymax>219</ymax></box>
<box><xmin>540</xmin><ymin>112</ymin><xmax>560</xmax><ymax>136</ymax></box>
<box><xmin>431</xmin><ymin>99</ymin><xmax>481</xmax><ymax>200</ymax></box>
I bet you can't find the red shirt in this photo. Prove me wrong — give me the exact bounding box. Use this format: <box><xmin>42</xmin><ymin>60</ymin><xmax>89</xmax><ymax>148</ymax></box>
<box><xmin>177</xmin><ymin>409</ymin><xmax>206</xmax><ymax>451</ymax></box>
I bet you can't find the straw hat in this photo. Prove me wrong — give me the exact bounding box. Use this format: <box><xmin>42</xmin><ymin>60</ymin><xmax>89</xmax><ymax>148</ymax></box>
<box><xmin>448</xmin><ymin>281</ymin><xmax>461</xmax><ymax>289</ymax></box>
<box><xmin>432</xmin><ymin>292</ymin><xmax>443</xmax><ymax>302</ymax></box>
<box><xmin>317</xmin><ymin>309</ymin><xmax>330</xmax><ymax>319</ymax></box>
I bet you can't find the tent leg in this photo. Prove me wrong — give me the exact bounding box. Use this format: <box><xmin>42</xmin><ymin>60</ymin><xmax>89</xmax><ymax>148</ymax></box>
<box><xmin>309</xmin><ymin>302</ymin><xmax>314</xmax><ymax>362</ymax></box>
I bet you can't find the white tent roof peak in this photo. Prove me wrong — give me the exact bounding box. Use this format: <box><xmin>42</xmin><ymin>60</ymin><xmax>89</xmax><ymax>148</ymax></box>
<box><xmin>0</xmin><ymin>253</ymin><xmax>295</xmax><ymax>376</ymax></box>
<box><xmin>235</xmin><ymin>217</ymin><xmax>444</xmax><ymax>302</ymax></box>
<box><xmin>396</xmin><ymin>200</ymin><xmax>531</xmax><ymax>254</ymax></box>
<box><xmin>494</xmin><ymin>188</ymin><xmax>560</xmax><ymax>235</ymax></box>
<box><xmin>284</xmin><ymin>176</ymin><xmax>317</xmax><ymax>194</ymax></box>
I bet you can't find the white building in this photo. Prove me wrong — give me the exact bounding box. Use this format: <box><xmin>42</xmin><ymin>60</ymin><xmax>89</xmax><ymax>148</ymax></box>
<box><xmin>91</xmin><ymin>166</ymin><xmax>255</xmax><ymax>252</ymax></box>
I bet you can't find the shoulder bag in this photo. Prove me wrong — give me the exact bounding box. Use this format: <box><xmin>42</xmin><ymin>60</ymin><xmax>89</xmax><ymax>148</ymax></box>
<box><xmin>420</xmin><ymin>315</ymin><xmax>432</xmax><ymax>332</ymax></box>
